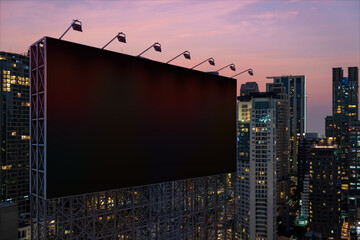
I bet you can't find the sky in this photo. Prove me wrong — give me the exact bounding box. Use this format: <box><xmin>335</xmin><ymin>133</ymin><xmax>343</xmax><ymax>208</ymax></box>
<box><xmin>0</xmin><ymin>0</ymin><xmax>359</xmax><ymax>134</ymax></box>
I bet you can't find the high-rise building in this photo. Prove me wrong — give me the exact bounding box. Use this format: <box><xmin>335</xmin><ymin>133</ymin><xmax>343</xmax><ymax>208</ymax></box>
<box><xmin>332</xmin><ymin>67</ymin><xmax>359</xmax><ymax>222</ymax></box>
<box><xmin>237</xmin><ymin>92</ymin><xmax>277</xmax><ymax>240</ymax></box>
<box><xmin>0</xmin><ymin>52</ymin><xmax>30</xmax><ymax>214</ymax></box>
<box><xmin>298</xmin><ymin>133</ymin><xmax>322</xmax><ymax>198</ymax></box>
<box><xmin>332</xmin><ymin>67</ymin><xmax>358</xmax><ymax>146</ymax></box>
<box><xmin>266</xmin><ymin>75</ymin><xmax>306</xmax><ymax>177</ymax></box>
<box><xmin>266</xmin><ymin>82</ymin><xmax>291</xmax><ymax>233</ymax></box>
<box><xmin>348</xmin><ymin>121</ymin><xmax>360</xmax><ymax>238</ymax></box>
<box><xmin>309</xmin><ymin>139</ymin><xmax>341</xmax><ymax>239</ymax></box>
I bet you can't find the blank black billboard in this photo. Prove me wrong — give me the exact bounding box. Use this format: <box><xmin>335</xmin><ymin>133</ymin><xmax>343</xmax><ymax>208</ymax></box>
<box><xmin>44</xmin><ymin>37</ymin><xmax>236</xmax><ymax>198</ymax></box>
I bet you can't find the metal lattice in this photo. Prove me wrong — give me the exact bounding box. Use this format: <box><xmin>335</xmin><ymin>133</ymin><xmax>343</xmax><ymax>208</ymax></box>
<box><xmin>30</xmin><ymin>37</ymin><xmax>236</xmax><ymax>240</ymax></box>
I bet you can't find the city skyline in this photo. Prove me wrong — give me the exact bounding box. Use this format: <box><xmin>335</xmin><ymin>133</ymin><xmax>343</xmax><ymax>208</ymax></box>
<box><xmin>0</xmin><ymin>0</ymin><xmax>359</xmax><ymax>134</ymax></box>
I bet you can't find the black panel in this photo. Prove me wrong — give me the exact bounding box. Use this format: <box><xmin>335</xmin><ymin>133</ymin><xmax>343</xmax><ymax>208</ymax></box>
<box><xmin>45</xmin><ymin>37</ymin><xmax>236</xmax><ymax>198</ymax></box>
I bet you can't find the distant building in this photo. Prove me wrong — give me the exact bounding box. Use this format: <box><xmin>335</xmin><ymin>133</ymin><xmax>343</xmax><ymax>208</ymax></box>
<box><xmin>266</xmin><ymin>75</ymin><xmax>306</xmax><ymax>177</ymax></box>
<box><xmin>240</xmin><ymin>82</ymin><xmax>259</xmax><ymax>96</ymax></box>
<box><xmin>298</xmin><ymin>133</ymin><xmax>322</xmax><ymax>198</ymax></box>
<box><xmin>348</xmin><ymin>120</ymin><xmax>360</xmax><ymax>238</ymax></box>
<box><xmin>332</xmin><ymin>67</ymin><xmax>358</xmax><ymax>146</ymax></box>
<box><xmin>237</xmin><ymin>92</ymin><xmax>277</xmax><ymax>240</ymax></box>
<box><xmin>309</xmin><ymin>139</ymin><xmax>341</xmax><ymax>239</ymax></box>
<box><xmin>332</xmin><ymin>67</ymin><xmax>359</xmax><ymax>222</ymax></box>
<box><xmin>266</xmin><ymin>82</ymin><xmax>292</xmax><ymax>233</ymax></box>
<box><xmin>0</xmin><ymin>52</ymin><xmax>30</xmax><ymax>214</ymax></box>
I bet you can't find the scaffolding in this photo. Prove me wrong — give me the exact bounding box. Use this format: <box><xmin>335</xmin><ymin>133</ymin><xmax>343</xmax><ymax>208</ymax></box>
<box><xmin>30</xmin><ymin>37</ymin><xmax>236</xmax><ymax>240</ymax></box>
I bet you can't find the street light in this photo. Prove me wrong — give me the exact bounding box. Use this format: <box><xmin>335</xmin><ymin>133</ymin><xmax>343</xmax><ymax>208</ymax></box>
<box><xmin>216</xmin><ymin>64</ymin><xmax>236</xmax><ymax>73</ymax></box>
<box><xmin>166</xmin><ymin>51</ymin><xmax>191</xmax><ymax>64</ymax></box>
<box><xmin>138</xmin><ymin>42</ymin><xmax>162</xmax><ymax>57</ymax></box>
<box><xmin>59</xmin><ymin>19</ymin><xmax>82</xmax><ymax>40</ymax></box>
<box><xmin>231</xmin><ymin>68</ymin><xmax>254</xmax><ymax>78</ymax></box>
<box><xmin>102</xmin><ymin>32</ymin><xmax>126</xmax><ymax>49</ymax></box>
<box><xmin>191</xmin><ymin>58</ymin><xmax>215</xmax><ymax>69</ymax></box>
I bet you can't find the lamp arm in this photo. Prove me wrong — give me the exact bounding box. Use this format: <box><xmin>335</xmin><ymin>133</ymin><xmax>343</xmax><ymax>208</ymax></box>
<box><xmin>166</xmin><ymin>52</ymin><xmax>184</xmax><ymax>64</ymax></box>
<box><xmin>102</xmin><ymin>35</ymin><xmax>118</xmax><ymax>49</ymax></box>
<box><xmin>191</xmin><ymin>58</ymin><xmax>210</xmax><ymax>69</ymax></box>
<box><xmin>59</xmin><ymin>24</ymin><xmax>72</xmax><ymax>40</ymax></box>
<box><xmin>138</xmin><ymin>45</ymin><xmax>154</xmax><ymax>57</ymax></box>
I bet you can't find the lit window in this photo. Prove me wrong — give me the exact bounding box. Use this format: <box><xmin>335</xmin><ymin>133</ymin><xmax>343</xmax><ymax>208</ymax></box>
<box><xmin>11</xmin><ymin>132</ymin><xmax>16</xmax><ymax>136</ymax></box>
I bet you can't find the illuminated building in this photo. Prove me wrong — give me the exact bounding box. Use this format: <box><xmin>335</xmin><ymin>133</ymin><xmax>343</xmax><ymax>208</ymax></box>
<box><xmin>266</xmin><ymin>75</ymin><xmax>306</xmax><ymax>177</ymax></box>
<box><xmin>0</xmin><ymin>52</ymin><xmax>30</xmax><ymax>214</ymax></box>
<box><xmin>237</xmin><ymin>92</ymin><xmax>277</xmax><ymax>240</ymax></box>
<box><xmin>309</xmin><ymin>140</ymin><xmax>341</xmax><ymax>239</ymax></box>
<box><xmin>332</xmin><ymin>67</ymin><xmax>358</xmax><ymax>146</ymax></box>
<box><xmin>332</xmin><ymin>67</ymin><xmax>359</xmax><ymax>223</ymax></box>
<box><xmin>266</xmin><ymin>82</ymin><xmax>291</xmax><ymax>234</ymax></box>
<box><xmin>348</xmin><ymin>121</ymin><xmax>360</xmax><ymax>239</ymax></box>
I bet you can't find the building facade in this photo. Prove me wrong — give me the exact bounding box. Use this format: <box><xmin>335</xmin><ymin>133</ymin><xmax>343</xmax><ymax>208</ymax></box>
<box><xmin>332</xmin><ymin>67</ymin><xmax>358</xmax><ymax>146</ymax></box>
<box><xmin>348</xmin><ymin>121</ymin><xmax>360</xmax><ymax>239</ymax></box>
<box><xmin>0</xmin><ymin>52</ymin><xmax>30</xmax><ymax>214</ymax></box>
<box><xmin>237</xmin><ymin>92</ymin><xmax>277</xmax><ymax>240</ymax></box>
<box><xmin>309</xmin><ymin>140</ymin><xmax>341</xmax><ymax>239</ymax></box>
<box><xmin>332</xmin><ymin>67</ymin><xmax>359</xmax><ymax>223</ymax></box>
<box><xmin>266</xmin><ymin>75</ymin><xmax>306</xmax><ymax>177</ymax></box>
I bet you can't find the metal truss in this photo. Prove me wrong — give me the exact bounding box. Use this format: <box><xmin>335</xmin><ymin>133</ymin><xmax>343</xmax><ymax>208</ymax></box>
<box><xmin>30</xmin><ymin>37</ymin><xmax>236</xmax><ymax>240</ymax></box>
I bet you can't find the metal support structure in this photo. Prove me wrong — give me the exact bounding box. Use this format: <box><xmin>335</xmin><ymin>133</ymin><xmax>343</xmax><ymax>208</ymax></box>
<box><xmin>30</xmin><ymin>37</ymin><xmax>236</xmax><ymax>239</ymax></box>
<box><xmin>30</xmin><ymin>37</ymin><xmax>47</xmax><ymax>239</ymax></box>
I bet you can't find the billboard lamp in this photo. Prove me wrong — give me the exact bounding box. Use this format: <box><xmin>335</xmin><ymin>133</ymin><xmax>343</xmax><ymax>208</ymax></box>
<box><xmin>166</xmin><ymin>51</ymin><xmax>191</xmax><ymax>64</ymax></box>
<box><xmin>138</xmin><ymin>42</ymin><xmax>162</xmax><ymax>57</ymax></box>
<box><xmin>102</xmin><ymin>32</ymin><xmax>126</xmax><ymax>49</ymax></box>
<box><xmin>191</xmin><ymin>58</ymin><xmax>215</xmax><ymax>69</ymax></box>
<box><xmin>59</xmin><ymin>19</ymin><xmax>82</xmax><ymax>40</ymax></box>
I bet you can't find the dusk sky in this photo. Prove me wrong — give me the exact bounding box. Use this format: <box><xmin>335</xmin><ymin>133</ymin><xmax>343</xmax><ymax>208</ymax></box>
<box><xmin>0</xmin><ymin>0</ymin><xmax>359</xmax><ymax>134</ymax></box>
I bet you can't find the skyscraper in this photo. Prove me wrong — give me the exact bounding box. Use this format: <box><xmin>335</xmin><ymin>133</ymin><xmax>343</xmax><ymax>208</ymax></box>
<box><xmin>332</xmin><ymin>67</ymin><xmax>359</xmax><ymax>222</ymax></box>
<box><xmin>237</xmin><ymin>92</ymin><xmax>277</xmax><ymax>240</ymax></box>
<box><xmin>332</xmin><ymin>67</ymin><xmax>358</xmax><ymax>146</ymax></box>
<box><xmin>266</xmin><ymin>75</ymin><xmax>306</xmax><ymax>178</ymax></box>
<box><xmin>348</xmin><ymin>120</ymin><xmax>360</xmax><ymax>238</ymax></box>
<box><xmin>0</xmin><ymin>52</ymin><xmax>30</xmax><ymax>214</ymax></box>
<box><xmin>266</xmin><ymin>82</ymin><xmax>291</xmax><ymax>233</ymax></box>
<box><xmin>309</xmin><ymin>139</ymin><xmax>341</xmax><ymax>239</ymax></box>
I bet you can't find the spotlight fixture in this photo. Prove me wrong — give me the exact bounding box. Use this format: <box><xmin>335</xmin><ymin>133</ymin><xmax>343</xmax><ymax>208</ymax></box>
<box><xmin>217</xmin><ymin>64</ymin><xmax>236</xmax><ymax>73</ymax></box>
<box><xmin>191</xmin><ymin>58</ymin><xmax>215</xmax><ymax>69</ymax></box>
<box><xmin>138</xmin><ymin>42</ymin><xmax>162</xmax><ymax>57</ymax></box>
<box><xmin>231</xmin><ymin>68</ymin><xmax>254</xmax><ymax>78</ymax></box>
<box><xmin>59</xmin><ymin>19</ymin><xmax>82</xmax><ymax>40</ymax></box>
<box><xmin>166</xmin><ymin>51</ymin><xmax>191</xmax><ymax>64</ymax></box>
<box><xmin>102</xmin><ymin>32</ymin><xmax>127</xmax><ymax>49</ymax></box>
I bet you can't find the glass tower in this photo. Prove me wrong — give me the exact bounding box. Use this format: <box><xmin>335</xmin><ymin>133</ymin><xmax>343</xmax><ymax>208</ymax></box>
<box><xmin>0</xmin><ymin>52</ymin><xmax>30</xmax><ymax>214</ymax></box>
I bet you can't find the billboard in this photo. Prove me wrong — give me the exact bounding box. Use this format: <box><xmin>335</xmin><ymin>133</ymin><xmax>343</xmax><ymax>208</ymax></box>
<box><xmin>43</xmin><ymin>37</ymin><xmax>236</xmax><ymax>198</ymax></box>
